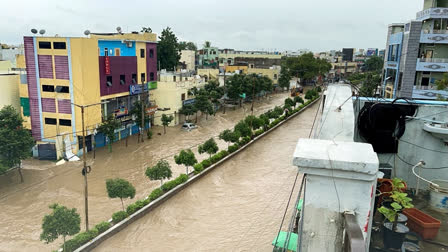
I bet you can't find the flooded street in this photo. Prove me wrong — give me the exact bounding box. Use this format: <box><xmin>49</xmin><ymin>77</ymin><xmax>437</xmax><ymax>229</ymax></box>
<box><xmin>94</xmin><ymin>101</ymin><xmax>318</xmax><ymax>252</ymax></box>
<box><xmin>0</xmin><ymin>92</ymin><xmax>297</xmax><ymax>252</ymax></box>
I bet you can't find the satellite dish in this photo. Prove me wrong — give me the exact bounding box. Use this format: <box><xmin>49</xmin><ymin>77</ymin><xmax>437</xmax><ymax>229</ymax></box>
<box><xmin>31</xmin><ymin>29</ymin><xmax>38</xmax><ymax>34</ymax></box>
<box><xmin>116</xmin><ymin>26</ymin><xmax>122</xmax><ymax>34</ymax></box>
<box><xmin>39</xmin><ymin>29</ymin><xmax>46</xmax><ymax>36</ymax></box>
<box><xmin>84</xmin><ymin>30</ymin><xmax>90</xmax><ymax>36</ymax></box>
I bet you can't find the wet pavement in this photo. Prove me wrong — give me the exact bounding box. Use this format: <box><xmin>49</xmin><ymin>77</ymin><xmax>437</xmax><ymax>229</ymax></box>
<box><xmin>0</xmin><ymin>92</ymin><xmax>301</xmax><ymax>252</ymax></box>
<box><xmin>93</xmin><ymin>101</ymin><xmax>319</xmax><ymax>252</ymax></box>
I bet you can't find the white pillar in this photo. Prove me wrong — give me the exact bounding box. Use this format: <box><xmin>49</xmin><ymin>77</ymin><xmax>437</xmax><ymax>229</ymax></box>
<box><xmin>293</xmin><ymin>138</ymin><xmax>379</xmax><ymax>252</ymax></box>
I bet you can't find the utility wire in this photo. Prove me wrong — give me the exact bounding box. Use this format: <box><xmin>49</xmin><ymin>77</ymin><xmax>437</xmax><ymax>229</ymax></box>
<box><xmin>396</xmin><ymin>154</ymin><xmax>448</xmax><ymax>169</ymax></box>
<box><xmin>399</xmin><ymin>139</ymin><xmax>448</xmax><ymax>154</ymax></box>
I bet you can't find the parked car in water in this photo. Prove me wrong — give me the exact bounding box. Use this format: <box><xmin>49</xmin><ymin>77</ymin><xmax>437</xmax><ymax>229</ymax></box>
<box><xmin>181</xmin><ymin>122</ymin><xmax>198</xmax><ymax>131</ymax></box>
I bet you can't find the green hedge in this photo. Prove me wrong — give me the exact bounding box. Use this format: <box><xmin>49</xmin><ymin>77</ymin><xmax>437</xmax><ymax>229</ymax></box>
<box><xmin>148</xmin><ymin>188</ymin><xmax>163</xmax><ymax>201</ymax></box>
<box><xmin>112</xmin><ymin>211</ymin><xmax>128</xmax><ymax>223</ymax></box>
<box><xmin>161</xmin><ymin>174</ymin><xmax>188</xmax><ymax>192</ymax></box>
<box><xmin>63</xmin><ymin>228</ymin><xmax>99</xmax><ymax>252</ymax></box>
<box><xmin>201</xmin><ymin>159</ymin><xmax>212</xmax><ymax>168</ymax></box>
<box><xmin>254</xmin><ymin>129</ymin><xmax>264</xmax><ymax>137</ymax></box>
<box><xmin>126</xmin><ymin>199</ymin><xmax>147</xmax><ymax>215</ymax></box>
<box><xmin>228</xmin><ymin>144</ymin><xmax>239</xmax><ymax>153</ymax></box>
<box><xmin>194</xmin><ymin>163</ymin><xmax>204</xmax><ymax>174</ymax></box>
<box><xmin>95</xmin><ymin>221</ymin><xmax>111</xmax><ymax>234</ymax></box>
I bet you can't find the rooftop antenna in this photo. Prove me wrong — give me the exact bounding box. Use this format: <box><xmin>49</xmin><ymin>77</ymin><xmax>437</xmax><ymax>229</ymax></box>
<box><xmin>39</xmin><ymin>29</ymin><xmax>46</xmax><ymax>36</ymax></box>
<box><xmin>84</xmin><ymin>30</ymin><xmax>90</xmax><ymax>37</ymax></box>
<box><xmin>31</xmin><ymin>29</ymin><xmax>38</xmax><ymax>35</ymax></box>
<box><xmin>116</xmin><ymin>26</ymin><xmax>122</xmax><ymax>34</ymax></box>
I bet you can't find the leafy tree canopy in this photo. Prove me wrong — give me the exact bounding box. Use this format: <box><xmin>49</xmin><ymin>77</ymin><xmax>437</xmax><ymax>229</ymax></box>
<box><xmin>40</xmin><ymin>204</ymin><xmax>80</xmax><ymax>246</ymax></box>
<box><xmin>157</xmin><ymin>27</ymin><xmax>180</xmax><ymax>71</ymax></box>
<box><xmin>364</xmin><ymin>56</ymin><xmax>384</xmax><ymax>73</ymax></box>
<box><xmin>234</xmin><ymin>120</ymin><xmax>251</xmax><ymax>138</ymax></box>
<box><xmin>146</xmin><ymin>160</ymin><xmax>173</xmax><ymax>184</ymax></box>
<box><xmin>198</xmin><ymin>138</ymin><xmax>219</xmax><ymax>157</ymax></box>
<box><xmin>178</xmin><ymin>41</ymin><xmax>197</xmax><ymax>51</ymax></box>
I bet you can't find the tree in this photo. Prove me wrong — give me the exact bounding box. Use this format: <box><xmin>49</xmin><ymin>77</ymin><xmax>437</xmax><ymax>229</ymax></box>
<box><xmin>204</xmin><ymin>41</ymin><xmax>211</xmax><ymax>48</ymax></box>
<box><xmin>279</xmin><ymin>66</ymin><xmax>291</xmax><ymax>91</ymax></box>
<box><xmin>98</xmin><ymin>115</ymin><xmax>120</xmax><ymax>153</ymax></box>
<box><xmin>174</xmin><ymin>149</ymin><xmax>197</xmax><ymax>175</ymax></box>
<box><xmin>259</xmin><ymin>114</ymin><xmax>270</xmax><ymax>130</ymax></box>
<box><xmin>294</xmin><ymin>96</ymin><xmax>304</xmax><ymax>107</ymax></box>
<box><xmin>40</xmin><ymin>203</ymin><xmax>80</xmax><ymax>251</ymax></box>
<box><xmin>141</xmin><ymin>27</ymin><xmax>152</xmax><ymax>33</ymax></box>
<box><xmin>130</xmin><ymin>100</ymin><xmax>150</xmax><ymax>135</ymax></box>
<box><xmin>161</xmin><ymin>114</ymin><xmax>174</xmax><ymax>134</ymax></box>
<box><xmin>244</xmin><ymin>115</ymin><xmax>263</xmax><ymax>131</ymax></box>
<box><xmin>106</xmin><ymin>178</ymin><xmax>136</xmax><ymax>211</ymax></box>
<box><xmin>284</xmin><ymin>98</ymin><xmax>295</xmax><ymax>108</ymax></box>
<box><xmin>219</xmin><ymin>129</ymin><xmax>240</xmax><ymax>147</ymax></box>
<box><xmin>146</xmin><ymin>160</ymin><xmax>172</xmax><ymax>186</ymax></box>
<box><xmin>436</xmin><ymin>73</ymin><xmax>448</xmax><ymax>91</ymax></box>
<box><xmin>0</xmin><ymin>106</ymin><xmax>34</xmax><ymax>182</ymax></box>
<box><xmin>178</xmin><ymin>41</ymin><xmax>197</xmax><ymax>51</ymax></box>
<box><xmin>364</xmin><ymin>56</ymin><xmax>384</xmax><ymax>73</ymax></box>
<box><xmin>194</xmin><ymin>89</ymin><xmax>214</xmax><ymax>120</ymax></box>
<box><xmin>157</xmin><ymin>27</ymin><xmax>180</xmax><ymax>71</ymax></box>
<box><xmin>359</xmin><ymin>73</ymin><xmax>381</xmax><ymax>97</ymax></box>
<box><xmin>234</xmin><ymin>120</ymin><xmax>251</xmax><ymax>138</ymax></box>
<box><xmin>198</xmin><ymin>138</ymin><xmax>219</xmax><ymax>158</ymax></box>
<box><xmin>179</xmin><ymin>104</ymin><xmax>196</xmax><ymax>122</ymax></box>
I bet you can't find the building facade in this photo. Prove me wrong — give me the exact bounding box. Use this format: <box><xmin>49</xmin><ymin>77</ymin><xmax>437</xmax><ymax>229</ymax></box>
<box><xmin>22</xmin><ymin>32</ymin><xmax>157</xmax><ymax>156</ymax></box>
<box><xmin>179</xmin><ymin>50</ymin><xmax>195</xmax><ymax>71</ymax></box>
<box><xmin>383</xmin><ymin>0</ymin><xmax>448</xmax><ymax>99</ymax></box>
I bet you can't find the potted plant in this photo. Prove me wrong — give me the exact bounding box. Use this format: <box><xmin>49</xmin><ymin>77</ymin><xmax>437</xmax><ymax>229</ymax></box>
<box><xmin>378</xmin><ymin>178</ymin><xmax>414</xmax><ymax>249</ymax></box>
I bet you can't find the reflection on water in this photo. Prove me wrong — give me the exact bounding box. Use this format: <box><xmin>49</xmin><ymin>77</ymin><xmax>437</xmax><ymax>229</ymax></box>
<box><xmin>94</xmin><ymin>102</ymin><xmax>318</xmax><ymax>252</ymax></box>
<box><xmin>0</xmin><ymin>93</ymin><xmax>301</xmax><ymax>252</ymax></box>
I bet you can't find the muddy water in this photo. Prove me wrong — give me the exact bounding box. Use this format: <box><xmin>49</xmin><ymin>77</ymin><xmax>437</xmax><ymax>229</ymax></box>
<box><xmin>0</xmin><ymin>93</ymin><xmax>296</xmax><ymax>252</ymax></box>
<box><xmin>94</xmin><ymin>102</ymin><xmax>319</xmax><ymax>252</ymax></box>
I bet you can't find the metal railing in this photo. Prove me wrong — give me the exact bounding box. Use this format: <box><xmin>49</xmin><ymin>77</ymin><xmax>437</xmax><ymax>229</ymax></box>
<box><xmin>343</xmin><ymin>212</ymin><xmax>365</xmax><ymax>252</ymax></box>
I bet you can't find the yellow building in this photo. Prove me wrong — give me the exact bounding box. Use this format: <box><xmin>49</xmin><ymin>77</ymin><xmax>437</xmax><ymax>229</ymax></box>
<box><xmin>197</xmin><ymin>68</ymin><xmax>219</xmax><ymax>80</ymax></box>
<box><xmin>179</xmin><ymin>50</ymin><xmax>196</xmax><ymax>71</ymax></box>
<box><xmin>0</xmin><ymin>60</ymin><xmax>13</xmax><ymax>73</ymax></box>
<box><xmin>247</xmin><ymin>67</ymin><xmax>281</xmax><ymax>84</ymax></box>
<box><xmin>22</xmin><ymin>32</ymin><xmax>157</xmax><ymax>158</ymax></box>
<box><xmin>225</xmin><ymin>65</ymin><xmax>248</xmax><ymax>74</ymax></box>
<box><xmin>152</xmin><ymin>72</ymin><xmax>206</xmax><ymax>126</ymax></box>
<box><xmin>0</xmin><ymin>73</ymin><xmax>20</xmax><ymax>111</ymax></box>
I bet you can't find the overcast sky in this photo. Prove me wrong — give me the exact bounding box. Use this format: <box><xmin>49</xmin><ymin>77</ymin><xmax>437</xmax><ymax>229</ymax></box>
<box><xmin>1</xmin><ymin>0</ymin><xmax>422</xmax><ymax>52</ymax></box>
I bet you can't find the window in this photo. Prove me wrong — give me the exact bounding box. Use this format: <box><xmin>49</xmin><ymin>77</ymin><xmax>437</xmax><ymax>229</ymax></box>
<box><xmin>42</xmin><ymin>85</ymin><xmax>55</xmax><ymax>92</ymax></box>
<box><xmin>56</xmin><ymin>86</ymin><xmax>69</xmax><ymax>93</ymax></box>
<box><xmin>59</xmin><ymin>119</ymin><xmax>71</xmax><ymax>126</ymax></box>
<box><xmin>53</xmin><ymin>42</ymin><xmax>66</xmax><ymax>49</ymax></box>
<box><xmin>181</xmin><ymin>93</ymin><xmax>186</xmax><ymax>101</ymax></box>
<box><xmin>115</xmin><ymin>48</ymin><xmax>120</xmax><ymax>56</ymax></box>
<box><xmin>140</xmin><ymin>49</ymin><xmax>145</xmax><ymax>58</ymax></box>
<box><xmin>141</xmin><ymin>73</ymin><xmax>146</xmax><ymax>83</ymax></box>
<box><xmin>120</xmin><ymin>75</ymin><xmax>126</xmax><ymax>85</ymax></box>
<box><xmin>274</xmin><ymin>74</ymin><xmax>278</xmax><ymax>80</ymax></box>
<box><xmin>132</xmin><ymin>74</ymin><xmax>137</xmax><ymax>84</ymax></box>
<box><xmin>104</xmin><ymin>48</ymin><xmax>109</xmax><ymax>56</ymax></box>
<box><xmin>149</xmin><ymin>49</ymin><xmax>154</xmax><ymax>58</ymax></box>
<box><xmin>38</xmin><ymin>42</ymin><xmax>51</xmax><ymax>49</ymax></box>
<box><xmin>106</xmin><ymin>76</ymin><xmax>113</xmax><ymax>87</ymax></box>
<box><xmin>45</xmin><ymin>118</ymin><xmax>57</xmax><ymax>125</ymax></box>
<box><xmin>150</xmin><ymin>72</ymin><xmax>155</xmax><ymax>81</ymax></box>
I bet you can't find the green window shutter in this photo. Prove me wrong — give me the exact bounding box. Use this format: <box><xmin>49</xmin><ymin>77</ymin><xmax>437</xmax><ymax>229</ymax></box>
<box><xmin>20</xmin><ymin>97</ymin><xmax>30</xmax><ymax>116</ymax></box>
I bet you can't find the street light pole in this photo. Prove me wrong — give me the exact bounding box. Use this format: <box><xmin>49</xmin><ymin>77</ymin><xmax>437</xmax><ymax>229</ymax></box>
<box><xmin>72</xmin><ymin>101</ymin><xmax>107</xmax><ymax>231</ymax></box>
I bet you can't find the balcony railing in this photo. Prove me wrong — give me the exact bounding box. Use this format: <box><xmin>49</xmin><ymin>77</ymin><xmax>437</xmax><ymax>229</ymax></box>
<box><xmin>417</xmin><ymin>58</ymin><xmax>448</xmax><ymax>72</ymax></box>
<box><xmin>417</xmin><ymin>7</ymin><xmax>448</xmax><ymax>20</ymax></box>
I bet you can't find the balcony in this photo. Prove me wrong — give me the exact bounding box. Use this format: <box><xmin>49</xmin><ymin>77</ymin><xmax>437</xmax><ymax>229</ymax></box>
<box><xmin>421</xmin><ymin>30</ymin><xmax>448</xmax><ymax>43</ymax></box>
<box><xmin>416</xmin><ymin>58</ymin><xmax>448</xmax><ymax>72</ymax></box>
<box><xmin>416</xmin><ymin>7</ymin><xmax>448</xmax><ymax>21</ymax></box>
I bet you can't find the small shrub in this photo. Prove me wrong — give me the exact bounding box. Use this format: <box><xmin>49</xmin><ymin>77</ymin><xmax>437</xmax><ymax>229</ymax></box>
<box><xmin>177</xmin><ymin>174</ymin><xmax>188</xmax><ymax>183</ymax></box>
<box><xmin>126</xmin><ymin>200</ymin><xmax>146</xmax><ymax>215</ymax></box>
<box><xmin>95</xmin><ymin>221</ymin><xmax>111</xmax><ymax>234</ymax></box>
<box><xmin>149</xmin><ymin>188</ymin><xmax>163</xmax><ymax>201</ymax></box>
<box><xmin>143</xmin><ymin>198</ymin><xmax>151</xmax><ymax>205</ymax></box>
<box><xmin>228</xmin><ymin>144</ymin><xmax>239</xmax><ymax>153</ymax></box>
<box><xmin>218</xmin><ymin>150</ymin><xmax>229</xmax><ymax>157</ymax></box>
<box><xmin>316</xmin><ymin>86</ymin><xmax>322</xmax><ymax>92</ymax></box>
<box><xmin>161</xmin><ymin>180</ymin><xmax>177</xmax><ymax>192</ymax></box>
<box><xmin>63</xmin><ymin>228</ymin><xmax>99</xmax><ymax>252</ymax></box>
<box><xmin>147</xmin><ymin>130</ymin><xmax>153</xmax><ymax>139</ymax></box>
<box><xmin>112</xmin><ymin>211</ymin><xmax>128</xmax><ymax>224</ymax></box>
<box><xmin>254</xmin><ymin>129</ymin><xmax>264</xmax><ymax>136</ymax></box>
<box><xmin>210</xmin><ymin>154</ymin><xmax>221</xmax><ymax>164</ymax></box>
<box><xmin>201</xmin><ymin>159</ymin><xmax>212</xmax><ymax>168</ymax></box>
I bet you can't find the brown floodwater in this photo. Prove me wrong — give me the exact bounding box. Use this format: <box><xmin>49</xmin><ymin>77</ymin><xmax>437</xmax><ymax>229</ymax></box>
<box><xmin>94</xmin><ymin>101</ymin><xmax>318</xmax><ymax>252</ymax></box>
<box><xmin>0</xmin><ymin>92</ymin><xmax>302</xmax><ymax>252</ymax></box>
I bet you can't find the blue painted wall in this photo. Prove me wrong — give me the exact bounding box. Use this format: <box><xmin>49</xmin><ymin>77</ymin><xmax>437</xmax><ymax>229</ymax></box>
<box><xmin>98</xmin><ymin>40</ymin><xmax>136</xmax><ymax>56</ymax></box>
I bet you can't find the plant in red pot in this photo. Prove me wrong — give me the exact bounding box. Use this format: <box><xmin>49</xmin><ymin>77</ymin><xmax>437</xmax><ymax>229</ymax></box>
<box><xmin>378</xmin><ymin>178</ymin><xmax>413</xmax><ymax>249</ymax></box>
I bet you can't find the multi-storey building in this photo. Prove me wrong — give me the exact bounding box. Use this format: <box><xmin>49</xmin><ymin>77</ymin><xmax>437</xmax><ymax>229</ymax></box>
<box><xmin>383</xmin><ymin>0</ymin><xmax>448</xmax><ymax>99</ymax></box>
<box><xmin>21</xmin><ymin>32</ymin><xmax>157</xmax><ymax>157</ymax></box>
<box><xmin>198</xmin><ymin>46</ymin><xmax>219</xmax><ymax>68</ymax></box>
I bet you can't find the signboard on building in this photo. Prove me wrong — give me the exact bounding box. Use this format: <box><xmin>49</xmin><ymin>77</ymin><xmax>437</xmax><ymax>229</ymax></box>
<box><xmin>105</xmin><ymin>56</ymin><xmax>111</xmax><ymax>74</ymax></box>
<box><xmin>366</xmin><ymin>48</ymin><xmax>378</xmax><ymax>57</ymax></box>
<box><xmin>183</xmin><ymin>98</ymin><xmax>196</xmax><ymax>106</ymax></box>
<box><xmin>114</xmin><ymin>106</ymin><xmax>128</xmax><ymax>118</ymax></box>
<box><xmin>130</xmin><ymin>84</ymin><xmax>148</xmax><ymax>95</ymax></box>
<box><xmin>145</xmin><ymin>106</ymin><xmax>158</xmax><ymax>115</ymax></box>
